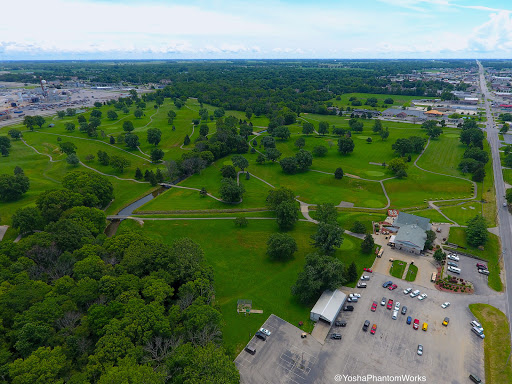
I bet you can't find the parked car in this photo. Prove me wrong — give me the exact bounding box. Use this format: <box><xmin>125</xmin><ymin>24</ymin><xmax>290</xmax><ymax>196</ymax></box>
<box><xmin>469</xmin><ymin>373</ymin><xmax>482</xmax><ymax>383</ymax></box>
<box><xmin>344</xmin><ymin>306</ymin><xmax>354</xmax><ymax>311</ymax></box>
<box><xmin>470</xmin><ymin>320</ymin><xmax>484</xmax><ymax>332</ymax></box>
<box><xmin>259</xmin><ymin>328</ymin><xmax>271</xmax><ymax>336</ymax></box>
<box><xmin>401</xmin><ymin>306</ymin><xmax>407</xmax><ymax>315</ymax></box>
<box><xmin>357</xmin><ymin>283</ymin><xmax>367</xmax><ymax>288</ymax></box>
<box><xmin>363</xmin><ymin>268</ymin><xmax>373</xmax><ymax>273</ymax></box>
<box><xmin>443</xmin><ymin>317</ymin><xmax>450</xmax><ymax>327</ymax></box>
<box><xmin>335</xmin><ymin>320</ymin><xmax>347</xmax><ymax>327</ymax></box>
<box><xmin>418</xmin><ymin>293</ymin><xmax>427</xmax><ymax>301</ymax></box>
<box><xmin>363</xmin><ymin>320</ymin><xmax>370</xmax><ymax>331</ymax></box>
<box><xmin>417</xmin><ymin>344</ymin><xmax>423</xmax><ymax>356</ymax></box>
<box><xmin>422</xmin><ymin>322</ymin><xmax>428</xmax><ymax>331</ymax></box>
<box><xmin>349</xmin><ymin>293</ymin><xmax>361</xmax><ymax>299</ymax></box>
<box><xmin>382</xmin><ymin>281</ymin><xmax>392</xmax><ymax>288</ymax></box>
<box><xmin>394</xmin><ymin>302</ymin><xmax>401</xmax><ymax>311</ymax></box>
<box><xmin>410</xmin><ymin>290</ymin><xmax>420</xmax><ymax>298</ymax></box>
<box><xmin>330</xmin><ymin>333</ymin><xmax>342</xmax><ymax>340</ymax></box>
<box><xmin>441</xmin><ymin>302</ymin><xmax>450</xmax><ymax>309</ymax></box>
<box><xmin>387</xmin><ymin>299</ymin><xmax>393</xmax><ymax>310</ymax></box>
<box><xmin>476</xmin><ymin>263</ymin><xmax>487</xmax><ymax>270</ymax></box>
<box><xmin>447</xmin><ymin>261</ymin><xmax>458</xmax><ymax>267</ymax></box>
<box><xmin>403</xmin><ymin>288</ymin><xmax>412</xmax><ymax>295</ymax></box>
<box><xmin>472</xmin><ymin>327</ymin><xmax>485</xmax><ymax>339</ymax></box>
<box><xmin>380</xmin><ymin>297</ymin><xmax>386</xmax><ymax>306</ymax></box>
<box><xmin>255</xmin><ymin>331</ymin><xmax>267</xmax><ymax>341</ymax></box>
<box><xmin>447</xmin><ymin>254</ymin><xmax>460</xmax><ymax>261</ymax></box>
<box><xmin>413</xmin><ymin>319</ymin><xmax>419</xmax><ymax>330</ymax></box>
<box><xmin>348</xmin><ymin>297</ymin><xmax>358</xmax><ymax>302</ymax></box>
<box><xmin>478</xmin><ymin>269</ymin><xmax>490</xmax><ymax>275</ymax></box>
<box><xmin>392</xmin><ymin>310</ymin><xmax>398</xmax><ymax>320</ymax></box>
<box><xmin>370</xmin><ymin>324</ymin><xmax>377</xmax><ymax>335</ymax></box>
<box><xmin>360</xmin><ymin>275</ymin><xmax>370</xmax><ymax>281</ymax></box>
<box><xmin>406</xmin><ymin>316</ymin><xmax>412</xmax><ymax>325</ymax></box>
<box><xmin>388</xmin><ymin>284</ymin><xmax>398</xmax><ymax>291</ymax></box>
<box><xmin>371</xmin><ymin>302</ymin><xmax>377</xmax><ymax>312</ymax></box>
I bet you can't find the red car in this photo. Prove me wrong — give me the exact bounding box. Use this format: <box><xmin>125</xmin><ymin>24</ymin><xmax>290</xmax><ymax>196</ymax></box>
<box><xmin>388</xmin><ymin>284</ymin><xmax>398</xmax><ymax>291</ymax></box>
<box><xmin>370</xmin><ymin>324</ymin><xmax>377</xmax><ymax>335</ymax></box>
<box><xmin>476</xmin><ymin>263</ymin><xmax>487</xmax><ymax>270</ymax></box>
<box><xmin>387</xmin><ymin>299</ymin><xmax>393</xmax><ymax>309</ymax></box>
<box><xmin>413</xmin><ymin>319</ymin><xmax>419</xmax><ymax>330</ymax></box>
<box><xmin>363</xmin><ymin>268</ymin><xmax>373</xmax><ymax>273</ymax></box>
<box><xmin>371</xmin><ymin>302</ymin><xmax>377</xmax><ymax>312</ymax></box>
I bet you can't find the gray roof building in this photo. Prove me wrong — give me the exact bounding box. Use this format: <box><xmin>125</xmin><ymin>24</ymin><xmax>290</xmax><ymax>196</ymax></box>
<box><xmin>310</xmin><ymin>289</ymin><xmax>346</xmax><ymax>324</ymax></box>
<box><xmin>382</xmin><ymin>108</ymin><xmax>426</xmax><ymax>118</ymax></box>
<box><xmin>393</xmin><ymin>212</ymin><xmax>432</xmax><ymax>254</ymax></box>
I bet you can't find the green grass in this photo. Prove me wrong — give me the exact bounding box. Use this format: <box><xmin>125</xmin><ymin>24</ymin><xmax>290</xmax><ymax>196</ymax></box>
<box><xmin>326</xmin><ymin>93</ymin><xmax>435</xmax><ymax>111</ymax></box>
<box><xmin>481</xmin><ymin>139</ymin><xmax>497</xmax><ymax>226</ymax></box>
<box><xmin>440</xmin><ymin>202</ymin><xmax>484</xmax><ymax>225</ymax></box>
<box><xmin>503</xmin><ymin>168</ymin><xmax>512</xmax><ymax>186</ymax></box>
<box><xmin>116</xmin><ymin>219</ymin><xmax>375</xmax><ymax>352</ymax></box>
<box><xmin>332</xmin><ymin>211</ymin><xmax>386</xmax><ymax>232</ymax></box>
<box><xmin>448</xmin><ymin>227</ymin><xmax>502</xmax><ymax>291</ymax></box>
<box><xmin>405</xmin><ymin>264</ymin><xmax>418</xmax><ymax>282</ymax></box>
<box><xmin>390</xmin><ymin>260</ymin><xmax>407</xmax><ymax>279</ymax></box>
<box><xmin>405</xmin><ymin>208</ymin><xmax>449</xmax><ymax>223</ymax></box>
<box><xmin>469</xmin><ymin>304</ymin><xmax>512</xmax><ymax>384</ymax></box>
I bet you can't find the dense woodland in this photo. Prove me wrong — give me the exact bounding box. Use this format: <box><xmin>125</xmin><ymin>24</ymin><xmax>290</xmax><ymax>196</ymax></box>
<box><xmin>0</xmin><ymin>170</ymin><xmax>239</xmax><ymax>384</ymax></box>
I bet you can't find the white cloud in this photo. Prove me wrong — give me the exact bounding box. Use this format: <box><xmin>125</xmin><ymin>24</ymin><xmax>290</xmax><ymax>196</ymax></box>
<box><xmin>468</xmin><ymin>11</ymin><xmax>512</xmax><ymax>52</ymax></box>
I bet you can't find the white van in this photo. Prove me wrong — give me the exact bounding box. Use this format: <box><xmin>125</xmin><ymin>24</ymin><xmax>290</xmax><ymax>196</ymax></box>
<box><xmin>448</xmin><ymin>266</ymin><xmax>461</xmax><ymax>274</ymax></box>
<box><xmin>470</xmin><ymin>320</ymin><xmax>483</xmax><ymax>332</ymax></box>
<box><xmin>472</xmin><ymin>327</ymin><xmax>485</xmax><ymax>338</ymax></box>
<box><xmin>392</xmin><ymin>310</ymin><xmax>398</xmax><ymax>320</ymax></box>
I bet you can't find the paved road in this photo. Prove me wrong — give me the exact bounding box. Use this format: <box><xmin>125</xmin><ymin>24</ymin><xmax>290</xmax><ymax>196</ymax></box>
<box><xmin>478</xmin><ymin>60</ymin><xmax>512</xmax><ymax>338</ymax></box>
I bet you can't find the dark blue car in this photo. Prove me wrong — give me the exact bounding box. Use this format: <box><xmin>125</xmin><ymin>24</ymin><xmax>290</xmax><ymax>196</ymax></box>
<box><xmin>382</xmin><ymin>281</ymin><xmax>393</xmax><ymax>288</ymax></box>
<box><xmin>407</xmin><ymin>316</ymin><xmax>412</xmax><ymax>325</ymax></box>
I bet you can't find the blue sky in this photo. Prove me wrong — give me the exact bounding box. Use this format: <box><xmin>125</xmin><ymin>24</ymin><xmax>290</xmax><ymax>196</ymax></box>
<box><xmin>1</xmin><ymin>0</ymin><xmax>511</xmax><ymax>59</ymax></box>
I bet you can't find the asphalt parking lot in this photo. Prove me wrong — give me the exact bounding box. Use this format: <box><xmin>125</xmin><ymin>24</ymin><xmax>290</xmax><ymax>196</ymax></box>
<box><xmin>445</xmin><ymin>253</ymin><xmax>493</xmax><ymax>295</ymax></box>
<box><xmin>236</xmin><ymin>273</ymin><xmax>485</xmax><ymax>384</ymax></box>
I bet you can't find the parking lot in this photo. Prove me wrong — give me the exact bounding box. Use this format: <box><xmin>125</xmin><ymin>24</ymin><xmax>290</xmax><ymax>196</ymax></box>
<box><xmin>445</xmin><ymin>253</ymin><xmax>494</xmax><ymax>295</ymax></box>
<box><xmin>236</xmin><ymin>273</ymin><xmax>485</xmax><ymax>384</ymax></box>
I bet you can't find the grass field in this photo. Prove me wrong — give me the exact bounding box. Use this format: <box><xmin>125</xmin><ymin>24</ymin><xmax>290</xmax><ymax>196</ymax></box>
<box><xmin>440</xmin><ymin>202</ymin><xmax>484</xmax><ymax>226</ymax></box>
<box><xmin>326</xmin><ymin>93</ymin><xmax>435</xmax><ymax>111</ymax></box>
<box><xmin>406</xmin><ymin>208</ymin><xmax>449</xmax><ymax>223</ymax></box>
<box><xmin>503</xmin><ymin>168</ymin><xmax>512</xmax><ymax>186</ymax></box>
<box><xmin>117</xmin><ymin>219</ymin><xmax>375</xmax><ymax>352</ymax></box>
<box><xmin>469</xmin><ymin>304</ymin><xmax>512</xmax><ymax>384</ymax></box>
<box><xmin>390</xmin><ymin>260</ymin><xmax>407</xmax><ymax>279</ymax></box>
<box><xmin>448</xmin><ymin>227</ymin><xmax>502</xmax><ymax>291</ymax></box>
<box><xmin>405</xmin><ymin>263</ymin><xmax>418</xmax><ymax>282</ymax></box>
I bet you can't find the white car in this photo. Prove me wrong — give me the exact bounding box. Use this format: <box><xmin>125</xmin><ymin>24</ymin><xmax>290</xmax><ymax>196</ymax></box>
<box><xmin>418</xmin><ymin>293</ymin><xmax>428</xmax><ymax>301</ymax></box>
<box><xmin>470</xmin><ymin>320</ymin><xmax>484</xmax><ymax>332</ymax></box>
<box><xmin>410</xmin><ymin>290</ymin><xmax>420</xmax><ymax>298</ymax></box>
<box><xmin>441</xmin><ymin>302</ymin><xmax>450</xmax><ymax>309</ymax></box>
<box><xmin>394</xmin><ymin>302</ymin><xmax>401</xmax><ymax>311</ymax></box>
<box><xmin>447</xmin><ymin>254</ymin><xmax>460</xmax><ymax>261</ymax></box>
<box><xmin>259</xmin><ymin>328</ymin><xmax>271</xmax><ymax>336</ymax></box>
<box><xmin>403</xmin><ymin>288</ymin><xmax>412</xmax><ymax>295</ymax></box>
<box><xmin>417</xmin><ymin>344</ymin><xmax>423</xmax><ymax>356</ymax></box>
<box><xmin>360</xmin><ymin>275</ymin><xmax>370</xmax><ymax>281</ymax></box>
<box><xmin>349</xmin><ymin>293</ymin><xmax>361</xmax><ymax>299</ymax></box>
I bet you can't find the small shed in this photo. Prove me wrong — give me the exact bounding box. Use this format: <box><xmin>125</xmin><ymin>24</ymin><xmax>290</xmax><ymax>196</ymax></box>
<box><xmin>310</xmin><ymin>289</ymin><xmax>346</xmax><ymax>324</ymax></box>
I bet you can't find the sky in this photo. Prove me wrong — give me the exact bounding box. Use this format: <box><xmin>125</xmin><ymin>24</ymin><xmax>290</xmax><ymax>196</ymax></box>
<box><xmin>1</xmin><ymin>0</ymin><xmax>511</xmax><ymax>59</ymax></box>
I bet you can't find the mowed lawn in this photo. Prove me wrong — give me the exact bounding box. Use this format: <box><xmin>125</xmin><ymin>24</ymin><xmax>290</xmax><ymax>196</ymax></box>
<box><xmin>117</xmin><ymin>219</ymin><xmax>376</xmax><ymax>352</ymax></box>
<box><xmin>448</xmin><ymin>227</ymin><xmax>502</xmax><ymax>291</ymax></box>
<box><xmin>326</xmin><ymin>93</ymin><xmax>435</xmax><ymax>111</ymax></box>
<box><xmin>469</xmin><ymin>304</ymin><xmax>512</xmax><ymax>384</ymax></box>
<box><xmin>440</xmin><ymin>202</ymin><xmax>484</xmax><ymax>226</ymax></box>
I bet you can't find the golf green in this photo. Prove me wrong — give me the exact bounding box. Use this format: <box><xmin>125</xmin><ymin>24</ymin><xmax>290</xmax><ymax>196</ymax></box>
<box><xmin>366</xmin><ymin>170</ymin><xmax>385</xmax><ymax>176</ymax></box>
<box><xmin>445</xmin><ymin>133</ymin><xmax>459</xmax><ymax>138</ymax></box>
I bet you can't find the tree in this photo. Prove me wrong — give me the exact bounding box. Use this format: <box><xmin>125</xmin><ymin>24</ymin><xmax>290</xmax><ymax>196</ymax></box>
<box><xmin>57</xmin><ymin>110</ymin><xmax>66</xmax><ymax>118</ymax></box>
<box><xmin>460</xmin><ymin>128</ymin><xmax>484</xmax><ymax>148</ymax></box>
<box><xmin>291</xmin><ymin>253</ymin><xmax>346</xmax><ymax>304</ymax></box>
<box><xmin>351</xmin><ymin>221</ymin><xmax>366</xmax><ymax>234</ymax></box>
<box><xmin>265</xmin><ymin>148</ymin><xmax>282</xmax><ymax>162</ymax></box>
<box><xmin>231</xmin><ymin>155</ymin><xmax>249</xmax><ymax>172</ymax></box>
<box><xmin>348</xmin><ymin>118</ymin><xmax>363</xmax><ymax>132</ymax></box>
<box><xmin>12</xmin><ymin>207</ymin><xmax>43</xmax><ymax>234</ymax></box>
<box><xmin>392</xmin><ymin>138</ymin><xmax>413</xmax><ymax>156</ymax></box>
<box><xmin>219</xmin><ymin>178</ymin><xmax>244</xmax><ymax>202</ymax></box>
<box><xmin>372</xmin><ymin>119</ymin><xmax>383</xmax><ymax>133</ymax></box>
<box><xmin>245</xmin><ymin>108</ymin><xmax>253</xmax><ymax>120</ymax></box>
<box><xmin>135</xmin><ymin>168</ymin><xmax>143</xmax><ymax>180</ymax></box>
<box><xmin>318</xmin><ymin>121</ymin><xmax>329</xmax><ymax>135</ymax></box>
<box><xmin>266</xmin><ymin>187</ymin><xmax>295</xmax><ymax>209</ymax></box>
<box><xmin>94</xmin><ymin>101</ymin><xmax>103</xmax><ymax>108</ymax></box>
<box><xmin>109</xmin><ymin>135</ymin><xmax>116</xmax><ymax>144</ymax></box>
<box><xmin>337</xmin><ymin>137</ymin><xmax>355</xmax><ymax>155</ymax></box>
<box><xmin>266</xmin><ymin>233</ymin><xmax>298</xmax><ymax>261</ymax></box>
<box><xmin>280</xmin><ymin>157</ymin><xmax>298</xmax><ymax>174</ymax></box>
<box><xmin>123</xmin><ymin>121</ymin><xmax>134</xmax><ymax>132</ymax></box>
<box><xmin>84</xmin><ymin>154</ymin><xmax>95</xmax><ymax>162</ymax></box>
<box><xmin>423</xmin><ymin>229</ymin><xmax>436</xmax><ymax>250</ymax></box>
<box><xmin>150</xmin><ymin>148</ymin><xmax>164</xmax><ymax>163</ymax></box>
<box><xmin>66</xmin><ymin>154</ymin><xmax>80</xmax><ymax>167</ymax></box>
<box><xmin>433</xmin><ymin>249</ymin><xmax>446</xmax><ymax>263</ymax></box>
<box><xmin>23</xmin><ymin>115</ymin><xmax>35</xmax><ymax>130</ymax></box>
<box><xmin>260</xmin><ymin>136</ymin><xmax>276</xmax><ymax>149</ymax></box>
<box><xmin>110</xmin><ymin>156</ymin><xmax>130</xmax><ymax>173</ymax></box>
<box><xmin>388</xmin><ymin>157</ymin><xmax>408</xmax><ymax>176</ymax></box>
<box><xmin>221</xmin><ymin>165</ymin><xmax>237</xmax><ymax>179</ymax></box>
<box><xmin>466</xmin><ymin>215</ymin><xmax>488</xmax><ymax>247</ymax></box>
<box><xmin>256</xmin><ymin>153</ymin><xmax>265</xmax><ymax>164</ymax></box>
<box><xmin>302</xmin><ymin>122</ymin><xmax>315</xmax><ymax>135</ymax></box>
<box><xmin>427</xmin><ymin>126</ymin><xmax>443</xmax><ymax>139</ymax></box>
<box><xmin>295</xmin><ymin>137</ymin><xmax>306</xmax><ymax>149</ymax></box>
<box><xmin>36</xmin><ymin>189</ymin><xmax>84</xmax><ymax>223</ymax></box>
<box><xmin>155</xmin><ymin>168</ymin><xmax>164</xmax><ymax>183</ymax></box>
<box><xmin>272</xmin><ymin>126</ymin><xmax>291</xmax><ymax>140</ymax></box>
<box><xmin>380</xmin><ymin>127</ymin><xmax>390</xmax><ymax>141</ymax></box>
<box><xmin>234</xmin><ymin>216</ymin><xmax>248</xmax><ymax>227</ymax></box>
<box><xmin>313</xmin><ymin>145</ymin><xmax>328</xmax><ymax>157</ymax></box>
<box><xmin>311</xmin><ymin>223</ymin><xmax>343</xmax><ymax>255</ymax></box>
<box><xmin>184</xmin><ymin>135</ymin><xmax>191</xmax><ymax>146</ymax></box>
<box><xmin>199</xmin><ymin>124</ymin><xmax>209</xmax><ymax>137</ymax></box>
<box><xmin>276</xmin><ymin>201</ymin><xmax>299</xmax><ymax>230</ymax></box>
<box><xmin>134</xmin><ymin>108</ymin><xmax>143</xmax><ymax>118</ymax></box>
<box><xmin>97</xmin><ymin>150</ymin><xmax>110</xmax><ymax>165</ymax></box>
<box><xmin>472</xmin><ymin>166</ymin><xmax>486</xmax><ymax>182</ymax></box>
<box><xmin>0</xmin><ymin>170</ymin><xmax>30</xmax><ymax>201</ymax></box>
<box><xmin>384</xmin><ymin>97</ymin><xmax>394</xmax><ymax>104</ymax></box>
<box><xmin>8</xmin><ymin>129</ymin><xmax>22</xmax><ymax>139</ymax></box>
<box><xmin>295</xmin><ymin>149</ymin><xmax>313</xmax><ymax>171</ymax></box>
<box><xmin>106</xmin><ymin>110</ymin><xmax>118</xmax><ymax>120</ymax></box>
<box><xmin>361</xmin><ymin>233</ymin><xmax>375</xmax><ymax>253</ymax></box>
<box><xmin>125</xmin><ymin>134</ymin><xmax>140</xmax><ymax>149</ymax></box>
<box><xmin>147</xmin><ymin>128</ymin><xmax>162</xmax><ymax>146</ymax></box>
<box><xmin>62</xmin><ymin>170</ymin><xmax>114</xmax><ymax>207</ymax></box>
<box><xmin>9</xmin><ymin>346</ymin><xmax>68</xmax><ymax>384</ymax></box>
<box><xmin>507</xmin><ymin>188</ymin><xmax>512</xmax><ymax>205</ymax></box>
<box><xmin>62</xmin><ymin>206</ymin><xmax>107</xmax><ymax>236</ymax></box>
<box><xmin>59</xmin><ymin>141</ymin><xmax>77</xmax><ymax>155</ymax></box>
<box><xmin>91</xmin><ymin>109</ymin><xmax>102</xmax><ymax>119</ymax></box>
<box><xmin>315</xmin><ymin>203</ymin><xmax>337</xmax><ymax>224</ymax></box>
<box><xmin>366</xmin><ymin>137</ymin><xmax>372</xmax><ymax>144</ymax></box>
<box><xmin>334</xmin><ymin>167</ymin><xmax>344</xmax><ymax>179</ymax></box>
<box><xmin>77</xmin><ymin>115</ymin><xmax>86</xmax><ymax>123</ymax></box>
<box><xmin>33</xmin><ymin>115</ymin><xmax>46</xmax><ymax>129</ymax></box>
<box><xmin>64</xmin><ymin>122</ymin><xmax>75</xmax><ymax>132</ymax></box>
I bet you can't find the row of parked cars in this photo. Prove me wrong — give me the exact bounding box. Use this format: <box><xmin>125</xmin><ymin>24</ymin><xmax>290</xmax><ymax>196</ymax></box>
<box><xmin>470</xmin><ymin>320</ymin><xmax>485</xmax><ymax>339</ymax></box>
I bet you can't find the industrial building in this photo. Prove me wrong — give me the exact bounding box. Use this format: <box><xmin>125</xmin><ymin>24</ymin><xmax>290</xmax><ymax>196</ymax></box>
<box><xmin>310</xmin><ymin>289</ymin><xmax>346</xmax><ymax>324</ymax></box>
